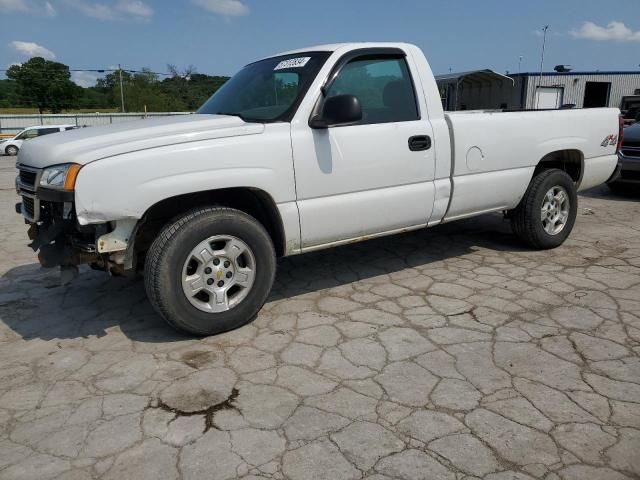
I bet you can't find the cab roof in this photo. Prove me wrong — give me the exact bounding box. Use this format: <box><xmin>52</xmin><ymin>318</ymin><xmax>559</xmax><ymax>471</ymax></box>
<box><xmin>267</xmin><ymin>42</ymin><xmax>416</xmax><ymax>59</ymax></box>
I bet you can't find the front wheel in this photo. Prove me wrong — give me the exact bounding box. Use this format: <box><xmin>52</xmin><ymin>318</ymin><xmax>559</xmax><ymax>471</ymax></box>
<box><xmin>5</xmin><ymin>145</ymin><xmax>18</xmax><ymax>156</ymax></box>
<box><xmin>144</xmin><ymin>207</ymin><xmax>276</xmax><ymax>336</ymax></box>
<box><xmin>510</xmin><ymin>169</ymin><xmax>578</xmax><ymax>249</ymax></box>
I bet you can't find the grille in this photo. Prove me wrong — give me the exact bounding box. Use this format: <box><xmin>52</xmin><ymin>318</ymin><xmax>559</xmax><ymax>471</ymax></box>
<box><xmin>621</xmin><ymin>147</ymin><xmax>640</xmax><ymax>159</ymax></box>
<box><xmin>19</xmin><ymin>169</ymin><xmax>37</xmax><ymax>188</ymax></box>
<box><xmin>22</xmin><ymin>196</ymin><xmax>35</xmax><ymax>218</ymax></box>
<box><xmin>621</xmin><ymin>170</ymin><xmax>640</xmax><ymax>181</ymax></box>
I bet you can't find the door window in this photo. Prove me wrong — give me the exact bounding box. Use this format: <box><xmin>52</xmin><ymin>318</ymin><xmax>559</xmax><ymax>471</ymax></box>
<box><xmin>325</xmin><ymin>56</ymin><xmax>419</xmax><ymax>125</ymax></box>
<box><xmin>37</xmin><ymin>128</ymin><xmax>61</xmax><ymax>136</ymax></box>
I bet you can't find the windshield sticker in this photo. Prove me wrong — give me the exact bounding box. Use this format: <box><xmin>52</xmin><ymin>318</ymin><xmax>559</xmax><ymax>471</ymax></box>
<box><xmin>274</xmin><ymin>57</ymin><xmax>311</xmax><ymax>70</ymax></box>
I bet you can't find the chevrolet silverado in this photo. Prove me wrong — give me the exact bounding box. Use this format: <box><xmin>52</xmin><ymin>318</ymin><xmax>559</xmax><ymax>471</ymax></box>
<box><xmin>15</xmin><ymin>43</ymin><xmax>622</xmax><ymax>335</ymax></box>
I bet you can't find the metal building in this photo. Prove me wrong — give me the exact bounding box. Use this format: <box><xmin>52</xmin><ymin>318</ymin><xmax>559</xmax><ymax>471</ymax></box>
<box><xmin>435</xmin><ymin>70</ymin><xmax>515</xmax><ymax>111</ymax></box>
<box><xmin>436</xmin><ymin>70</ymin><xmax>640</xmax><ymax>112</ymax></box>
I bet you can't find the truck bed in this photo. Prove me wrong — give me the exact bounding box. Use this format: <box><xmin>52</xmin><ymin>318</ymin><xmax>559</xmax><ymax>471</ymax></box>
<box><xmin>442</xmin><ymin>107</ymin><xmax>620</xmax><ymax>221</ymax></box>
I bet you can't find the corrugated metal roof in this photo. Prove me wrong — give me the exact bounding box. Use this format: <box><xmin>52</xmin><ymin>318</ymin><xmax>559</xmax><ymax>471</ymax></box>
<box><xmin>435</xmin><ymin>69</ymin><xmax>514</xmax><ymax>85</ymax></box>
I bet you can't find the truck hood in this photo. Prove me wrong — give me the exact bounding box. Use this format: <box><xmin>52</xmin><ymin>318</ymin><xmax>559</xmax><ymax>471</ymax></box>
<box><xmin>17</xmin><ymin>114</ymin><xmax>265</xmax><ymax>169</ymax></box>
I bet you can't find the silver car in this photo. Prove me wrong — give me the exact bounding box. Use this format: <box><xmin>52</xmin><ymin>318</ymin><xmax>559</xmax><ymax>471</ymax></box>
<box><xmin>1</xmin><ymin>125</ymin><xmax>77</xmax><ymax>156</ymax></box>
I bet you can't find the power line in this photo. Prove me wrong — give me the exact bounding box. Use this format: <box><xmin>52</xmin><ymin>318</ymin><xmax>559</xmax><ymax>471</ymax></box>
<box><xmin>69</xmin><ymin>68</ymin><xmax>172</xmax><ymax>76</ymax></box>
<box><xmin>1</xmin><ymin>67</ymin><xmax>172</xmax><ymax>76</ymax></box>
<box><xmin>1</xmin><ymin>65</ymin><xmax>174</xmax><ymax>114</ymax></box>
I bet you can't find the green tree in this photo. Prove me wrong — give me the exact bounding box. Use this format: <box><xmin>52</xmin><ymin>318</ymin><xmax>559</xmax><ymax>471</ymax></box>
<box><xmin>7</xmin><ymin>57</ymin><xmax>79</xmax><ymax>113</ymax></box>
<box><xmin>95</xmin><ymin>70</ymin><xmax>132</xmax><ymax>111</ymax></box>
<box><xmin>0</xmin><ymin>79</ymin><xmax>21</xmax><ymax>108</ymax></box>
<box><xmin>160</xmin><ymin>65</ymin><xmax>228</xmax><ymax>111</ymax></box>
<box><xmin>92</xmin><ymin>65</ymin><xmax>230</xmax><ymax>112</ymax></box>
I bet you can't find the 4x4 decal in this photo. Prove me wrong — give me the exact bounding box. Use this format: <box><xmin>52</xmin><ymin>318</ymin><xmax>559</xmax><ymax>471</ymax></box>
<box><xmin>601</xmin><ymin>134</ymin><xmax>618</xmax><ymax>147</ymax></box>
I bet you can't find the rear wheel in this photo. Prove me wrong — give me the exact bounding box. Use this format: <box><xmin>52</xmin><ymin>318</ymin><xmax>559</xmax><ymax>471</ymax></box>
<box><xmin>5</xmin><ymin>145</ymin><xmax>18</xmax><ymax>156</ymax></box>
<box><xmin>144</xmin><ymin>207</ymin><xmax>276</xmax><ymax>336</ymax></box>
<box><xmin>511</xmin><ymin>169</ymin><xmax>577</xmax><ymax>249</ymax></box>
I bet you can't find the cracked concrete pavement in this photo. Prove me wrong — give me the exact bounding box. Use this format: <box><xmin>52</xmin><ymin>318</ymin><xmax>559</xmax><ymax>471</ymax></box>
<box><xmin>0</xmin><ymin>155</ymin><xmax>639</xmax><ymax>480</ymax></box>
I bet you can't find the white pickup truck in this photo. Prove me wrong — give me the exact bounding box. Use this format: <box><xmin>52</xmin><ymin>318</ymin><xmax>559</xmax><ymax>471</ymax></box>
<box><xmin>16</xmin><ymin>42</ymin><xmax>622</xmax><ymax>335</ymax></box>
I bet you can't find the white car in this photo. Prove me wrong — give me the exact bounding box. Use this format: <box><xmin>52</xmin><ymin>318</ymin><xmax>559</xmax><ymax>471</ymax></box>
<box><xmin>16</xmin><ymin>42</ymin><xmax>621</xmax><ymax>335</ymax></box>
<box><xmin>1</xmin><ymin>125</ymin><xmax>76</xmax><ymax>156</ymax></box>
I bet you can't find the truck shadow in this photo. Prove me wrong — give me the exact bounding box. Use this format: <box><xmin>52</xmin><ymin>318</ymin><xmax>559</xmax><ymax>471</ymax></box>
<box><xmin>0</xmin><ymin>213</ymin><xmax>525</xmax><ymax>343</ymax></box>
<box><xmin>580</xmin><ymin>184</ymin><xmax>640</xmax><ymax>202</ymax></box>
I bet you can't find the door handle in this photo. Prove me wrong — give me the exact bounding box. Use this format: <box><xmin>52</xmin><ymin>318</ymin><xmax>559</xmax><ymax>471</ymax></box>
<box><xmin>408</xmin><ymin>135</ymin><xmax>432</xmax><ymax>151</ymax></box>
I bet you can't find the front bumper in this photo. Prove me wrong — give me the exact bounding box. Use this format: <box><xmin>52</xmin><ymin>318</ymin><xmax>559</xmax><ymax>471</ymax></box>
<box><xmin>15</xmin><ymin>163</ymin><xmax>104</xmax><ymax>269</ymax></box>
<box><xmin>609</xmin><ymin>149</ymin><xmax>640</xmax><ymax>185</ymax></box>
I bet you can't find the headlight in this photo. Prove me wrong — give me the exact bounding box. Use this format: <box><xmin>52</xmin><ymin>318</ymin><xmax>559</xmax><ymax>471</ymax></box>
<box><xmin>39</xmin><ymin>163</ymin><xmax>82</xmax><ymax>191</ymax></box>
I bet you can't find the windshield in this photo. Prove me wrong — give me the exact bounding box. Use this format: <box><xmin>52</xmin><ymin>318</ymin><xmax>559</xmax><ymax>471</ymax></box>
<box><xmin>623</xmin><ymin>105</ymin><xmax>640</xmax><ymax>120</ymax></box>
<box><xmin>198</xmin><ymin>52</ymin><xmax>331</xmax><ymax>122</ymax></box>
<box><xmin>15</xmin><ymin>129</ymin><xmax>36</xmax><ymax>140</ymax></box>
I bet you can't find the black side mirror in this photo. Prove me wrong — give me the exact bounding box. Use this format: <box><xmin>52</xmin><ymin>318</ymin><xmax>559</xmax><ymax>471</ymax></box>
<box><xmin>310</xmin><ymin>94</ymin><xmax>362</xmax><ymax>129</ymax></box>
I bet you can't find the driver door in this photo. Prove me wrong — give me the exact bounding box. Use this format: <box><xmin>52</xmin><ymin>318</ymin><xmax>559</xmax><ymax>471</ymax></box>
<box><xmin>291</xmin><ymin>51</ymin><xmax>436</xmax><ymax>249</ymax></box>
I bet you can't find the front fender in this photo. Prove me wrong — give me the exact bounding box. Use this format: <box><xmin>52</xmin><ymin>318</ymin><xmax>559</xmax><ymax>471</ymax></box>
<box><xmin>74</xmin><ymin>124</ymin><xmax>296</xmax><ymax>225</ymax></box>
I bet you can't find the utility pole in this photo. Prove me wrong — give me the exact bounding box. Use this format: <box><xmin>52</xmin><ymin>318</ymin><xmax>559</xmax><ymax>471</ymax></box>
<box><xmin>536</xmin><ymin>25</ymin><xmax>549</xmax><ymax>109</ymax></box>
<box><xmin>518</xmin><ymin>56</ymin><xmax>523</xmax><ymax>76</ymax></box>
<box><xmin>118</xmin><ymin>64</ymin><xmax>125</xmax><ymax>113</ymax></box>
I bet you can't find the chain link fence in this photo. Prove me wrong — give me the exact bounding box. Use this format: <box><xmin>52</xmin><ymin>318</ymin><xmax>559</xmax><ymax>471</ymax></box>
<box><xmin>0</xmin><ymin>112</ymin><xmax>191</xmax><ymax>135</ymax></box>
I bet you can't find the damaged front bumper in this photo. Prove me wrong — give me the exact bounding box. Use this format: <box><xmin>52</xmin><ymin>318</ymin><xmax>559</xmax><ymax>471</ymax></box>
<box><xmin>16</xmin><ymin>163</ymin><xmax>137</xmax><ymax>277</ymax></box>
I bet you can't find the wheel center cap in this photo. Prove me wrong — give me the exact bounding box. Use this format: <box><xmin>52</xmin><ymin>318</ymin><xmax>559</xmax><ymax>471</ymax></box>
<box><xmin>204</xmin><ymin>257</ymin><xmax>235</xmax><ymax>288</ymax></box>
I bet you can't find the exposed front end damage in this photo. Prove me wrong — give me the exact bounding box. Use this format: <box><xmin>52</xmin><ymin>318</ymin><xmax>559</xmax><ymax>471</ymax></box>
<box><xmin>16</xmin><ymin>163</ymin><xmax>137</xmax><ymax>281</ymax></box>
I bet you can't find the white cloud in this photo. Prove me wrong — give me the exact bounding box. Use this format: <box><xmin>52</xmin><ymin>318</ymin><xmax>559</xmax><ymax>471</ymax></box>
<box><xmin>193</xmin><ymin>0</ymin><xmax>249</xmax><ymax>17</ymax></box>
<box><xmin>71</xmin><ymin>71</ymin><xmax>99</xmax><ymax>87</ymax></box>
<box><xmin>571</xmin><ymin>21</ymin><xmax>640</xmax><ymax>42</ymax></box>
<box><xmin>1</xmin><ymin>0</ymin><xmax>57</xmax><ymax>15</ymax></box>
<box><xmin>71</xmin><ymin>2</ymin><xmax>116</xmax><ymax>20</ymax></box>
<box><xmin>44</xmin><ymin>1</ymin><xmax>56</xmax><ymax>16</ymax></box>
<box><xmin>66</xmin><ymin>0</ymin><xmax>153</xmax><ymax>21</ymax></box>
<box><xmin>116</xmin><ymin>0</ymin><xmax>153</xmax><ymax>18</ymax></box>
<box><xmin>0</xmin><ymin>0</ymin><xmax>29</xmax><ymax>11</ymax></box>
<box><xmin>10</xmin><ymin>41</ymin><xmax>56</xmax><ymax>60</ymax></box>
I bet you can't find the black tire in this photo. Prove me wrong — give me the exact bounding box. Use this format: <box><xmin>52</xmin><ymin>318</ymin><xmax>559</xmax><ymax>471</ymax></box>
<box><xmin>144</xmin><ymin>207</ymin><xmax>276</xmax><ymax>336</ymax></box>
<box><xmin>511</xmin><ymin>169</ymin><xmax>578</xmax><ymax>250</ymax></box>
<box><xmin>5</xmin><ymin>145</ymin><xmax>18</xmax><ymax>156</ymax></box>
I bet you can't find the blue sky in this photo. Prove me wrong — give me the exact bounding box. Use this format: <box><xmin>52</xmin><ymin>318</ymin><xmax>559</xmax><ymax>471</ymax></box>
<box><xmin>1</xmin><ymin>0</ymin><xmax>639</xmax><ymax>86</ymax></box>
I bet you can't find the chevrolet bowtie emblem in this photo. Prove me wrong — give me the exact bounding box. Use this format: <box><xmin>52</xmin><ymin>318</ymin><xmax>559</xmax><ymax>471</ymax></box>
<box><xmin>217</xmin><ymin>270</ymin><xmax>223</xmax><ymax>280</ymax></box>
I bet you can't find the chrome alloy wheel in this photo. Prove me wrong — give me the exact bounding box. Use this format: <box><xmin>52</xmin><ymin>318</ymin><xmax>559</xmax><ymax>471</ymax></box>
<box><xmin>181</xmin><ymin>235</ymin><xmax>256</xmax><ymax>313</ymax></box>
<box><xmin>541</xmin><ymin>186</ymin><xmax>570</xmax><ymax>236</ymax></box>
